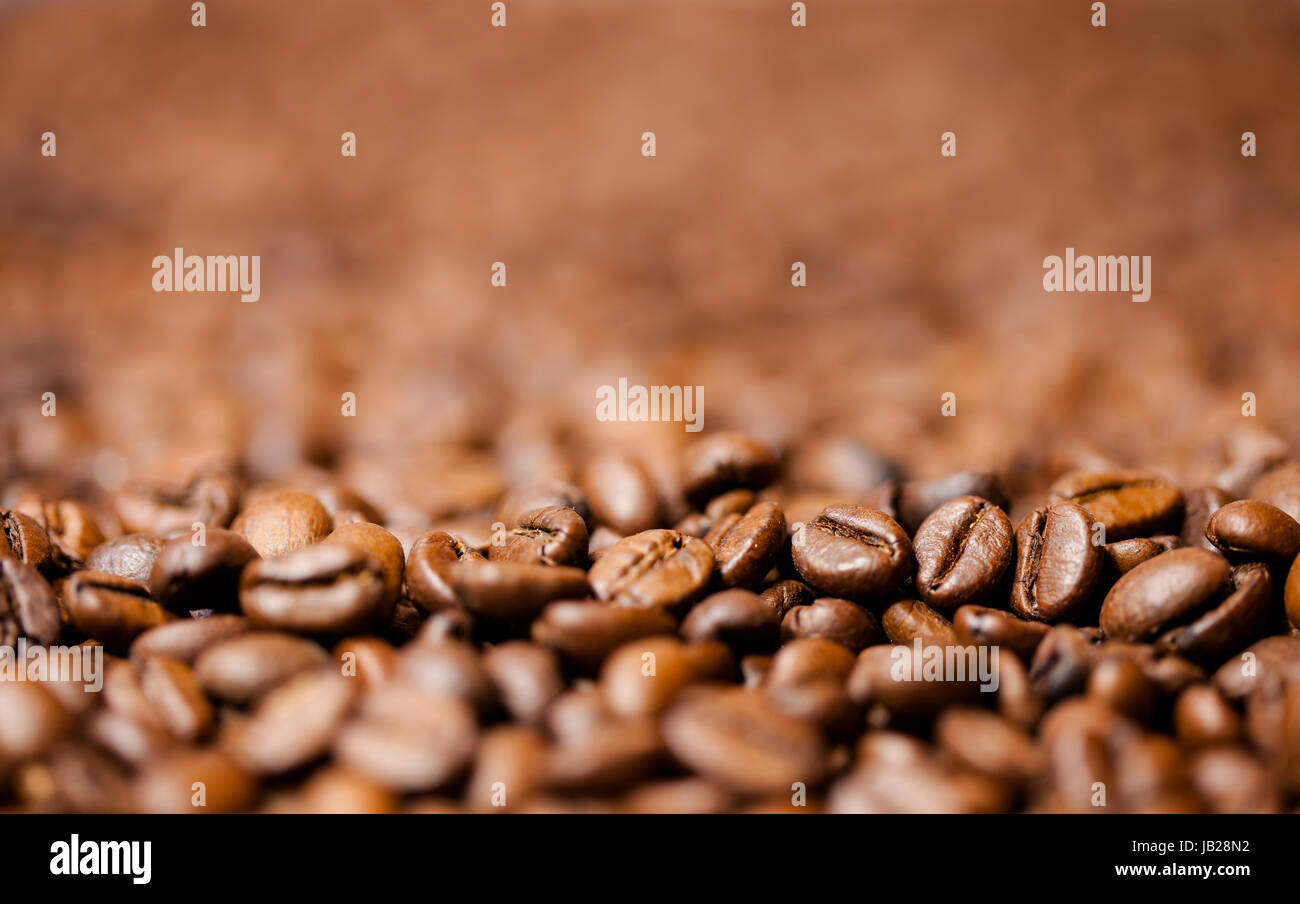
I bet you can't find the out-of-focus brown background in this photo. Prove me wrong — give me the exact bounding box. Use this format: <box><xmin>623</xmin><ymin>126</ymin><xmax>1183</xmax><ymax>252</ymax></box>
<box><xmin>2</xmin><ymin>0</ymin><xmax>1298</xmax><ymax>511</ymax></box>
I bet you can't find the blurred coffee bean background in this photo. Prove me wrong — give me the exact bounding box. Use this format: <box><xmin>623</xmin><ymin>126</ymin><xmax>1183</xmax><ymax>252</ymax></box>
<box><xmin>2</xmin><ymin>0</ymin><xmax>1298</xmax><ymax>516</ymax></box>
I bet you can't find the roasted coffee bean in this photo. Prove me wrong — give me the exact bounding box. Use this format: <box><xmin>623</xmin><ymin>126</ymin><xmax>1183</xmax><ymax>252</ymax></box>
<box><xmin>786</xmin><ymin>436</ymin><xmax>896</xmax><ymax>496</ymax></box>
<box><xmin>149</xmin><ymin>529</ymin><xmax>258</xmax><ymax>613</ymax></box>
<box><xmin>85</xmin><ymin>534</ymin><xmax>167</xmax><ymax>584</ymax></box>
<box><xmin>601</xmin><ymin>637</ymin><xmax>732</xmax><ymax>717</ymax></box>
<box><xmin>531</xmin><ymin>600</ymin><xmax>677</xmax><ymax>673</ymax></box>
<box><xmin>333</xmin><ymin>684</ymin><xmax>478</xmax><ymax>793</ymax></box>
<box><xmin>1206</xmin><ymin>499</ymin><xmax>1300</xmax><ymax>561</ymax></box>
<box><xmin>64</xmin><ymin>571</ymin><xmax>173</xmax><ymax>651</ymax></box>
<box><xmin>325</xmin><ymin>522</ymin><xmax>406</xmax><ymax>608</ymax></box>
<box><xmin>1212</xmin><ymin>635</ymin><xmax>1300</xmax><ymax>701</ymax></box>
<box><xmin>587</xmin><ymin>529</ymin><xmax>713</xmax><ymax>612</ymax></box>
<box><xmin>766</xmin><ymin>637</ymin><xmax>857</xmax><ymax>687</ymax></box>
<box><xmin>881</xmin><ymin>598</ymin><xmax>958</xmax><ymax>647</ymax></box>
<box><xmin>1050</xmin><ymin>470</ymin><xmax>1184</xmax><ymax>541</ymax></box>
<box><xmin>1087</xmin><ymin>656</ymin><xmax>1157</xmax><ymax>721</ymax></box>
<box><xmin>332</xmin><ymin>635</ymin><xmax>398</xmax><ymax>688</ymax></box>
<box><xmin>394</xmin><ymin>640</ymin><xmax>497</xmax><ymax>714</ymax></box>
<box><xmin>129</xmin><ymin>614</ymin><xmax>251</xmax><ymax>664</ymax></box>
<box><xmin>24</xmin><ymin>499</ymin><xmax>105</xmax><ymax>563</ymax></box>
<box><xmin>133</xmin><ymin>748</ymin><xmax>256</xmax><ymax>814</ymax></box>
<box><xmin>1154</xmin><ymin>561</ymin><xmax>1272</xmax><ymax>665</ymax></box>
<box><xmin>896</xmin><ymin>471</ymin><xmax>1009</xmax><ymax>535</ymax></box>
<box><xmin>1027</xmin><ymin>625</ymin><xmax>1097</xmax><ymax>701</ymax></box>
<box><xmin>680</xmin><ymin>589</ymin><xmax>781</xmax><ymax>654</ymax></box>
<box><xmin>483</xmin><ymin>641</ymin><xmax>565</xmax><ymax>725</ymax></box>
<box><xmin>450</xmin><ymin>561</ymin><xmax>590</xmax><ymax>623</ymax></box>
<box><xmin>490</xmin><ymin>505</ymin><xmax>588</xmax><ymax>566</ymax></box>
<box><xmin>1247</xmin><ymin>460</ymin><xmax>1300</xmax><ymax>522</ymax></box>
<box><xmin>704</xmin><ymin>501</ymin><xmax>786</xmax><ymax>589</ymax></box>
<box><xmin>760</xmin><ymin>579</ymin><xmax>815</xmax><ymax>620</ymax></box>
<box><xmin>1104</xmin><ymin>535</ymin><xmax>1180</xmax><ymax>575</ymax></box>
<box><xmin>846</xmin><ymin>644</ymin><xmax>981</xmax><ymax>721</ymax></box>
<box><xmin>680</xmin><ymin>433</ymin><xmax>779</xmax><ymax>507</ymax></box>
<box><xmin>780</xmin><ymin>597</ymin><xmax>882</xmax><ymax>652</ymax></box>
<box><xmin>996</xmin><ymin>650</ymin><xmax>1044</xmax><ymax>731</ymax></box>
<box><xmin>1</xmin><ymin>509</ymin><xmax>55</xmax><ymax>574</ymax></box>
<box><xmin>105</xmin><ymin>655</ymin><xmax>212</xmax><ymax>743</ymax></box>
<box><xmin>240</xmin><ymin>542</ymin><xmax>389</xmax><ymax>635</ymax></box>
<box><xmin>1182</xmin><ymin>486</ymin><xmax>1234</xmax><ymax>551</ymax></box>
<box><xmin>463</xmin><ymin>725</ymin><xmax>549</xmax><ymax>812</ymax></box>
<box><xmin>952</xmin><ymin>605</ymin><xmax>1049</xmax><ymax>662</ymax></box>
<box><xmin>226</xmin><ymin>668</ymin><xmax>357</xmax><ymax>775</ymax></box>
<box><xmin>546</xmin><ymin>716</ymin><xmax>664</xmax><ymax>794</ymax></box>
<box><xmin>790</xmin><ymin>505</ymin><xmax>912</xmax><ymax>602</ymax></box>
<box><xmin>705</xmin><ymin>489</ymin><xmax>757</xmax><ymax>521</ymax></box>
<box><xmin>912</xmin><ymin>496</ymin><xmax>1013</xmax><ymax>610</ymax></box>
<box><xmin>1173</xmin><ymin>685</ymin><xmax>1241</xmax><ymax>748</ymax></box>
<box><xmin>494</xmin><ymin>479</ymin><xmax>590</xmax><ymax>529</ymax></box>
<box><xmin>1100</xmin><ymin>547</ymin><xmax>1231</xmax><ymax>642</ymax></box>
<box><xmin>0</xmin><ymin>681</ymin><xmax>72</xmax><ymax>761</ymax></box>
<box><xmin>230</xmin><ymin>491</ymin><xmax>333</xmax><ymax>559</ymax></box>
<box><xmin>404</xmin><ymin>531</ymin><xmax>486</xmax><ymax>614</ymax></box>
<box><xmin>1288</xmin><ymin>552</ymin><xmax>1300</xmax><ymax>633</ymax></box>
<box><xmin>661</xmin><ymin>686</ymin><xmax>826</xmax><ymax>795</ymax></box>
<box><xmin>766</xmin><ymin>679</ymin><xmax>860</xmax><ymax>739</ymax></box>
<box><xmin>0</xmin><ymin>557</ymin><xmax>62</xmax><ymax>645</ymax></box>
<box><xmin>114</xmin><ymin>470</ymin><xmax>240</xmax><ymax>534</ymax></box>
<box><xmin>194</xmin><ymin>631</ymin><xmax>328</xmax><ymax>704</ymax></box>
<box><xmin>934</xmin><ymin>707</ymin><xmax>1043</xmax><ymax>785</ymax></box>
<box><xmin>1010</xmin><ymin>502</ymin><xmax>1102</xmax><ymax>622</ymax></box>
<box><xmin>581</xmin><ymin>453</ymin><xmax>661</xmax><ymax>534</ymax></box>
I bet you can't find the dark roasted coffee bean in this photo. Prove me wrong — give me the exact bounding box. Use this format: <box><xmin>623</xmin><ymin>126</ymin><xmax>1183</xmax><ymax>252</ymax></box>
<box><xmin>1100</xmin><ymin>547</ymin><xmax>1231</xmax><ymax>642</ymax></box>
<box><xmin>1011</xmin><ymin>502</ymin><xmax>1102</xmax><ymax>622</ymax></box>
<box><xmin>230</xmin><ymin>490</ymin><xmax>333</xmax><ymax>559</ymax></box>
<box><xmin>194</xmin><ymin>631</ymin><xmax>328</xmax><ymax>704</ymax></box>
<box><xmin>1211</xmin><ymin>635</ymin><xmax>1300</xmax><ymax>701</ymax></box>
<box><xmin>581</xmin><ymin>453</ymin><xmax>661</xmax><ymax>534</ymax></box>
<box><xmin>680</xmin><ymin>589</ymin><xmax>780</xmax><ymax>654</ymax></box>
<box><xmin>780</xmin><ymin>597</ymin><xmax>882</xmax><ymax>652</ymax></box>
<box><xmin>133</xmin><ymin>748</ymin><xmax>257</xmax><ymax>814</ymax></box>
<box><xmin>1050</xmin><ymin>470</ymin><xmax>1184</xmax><ymax>541</ymax></box>
<box><xmin>226</xmin><ymin>668</ymin><xmax>358</xmax><ymax>775</ymax></box>
<box><xmin>1206</xmin><ymin>499</ymin><xmax>1300</xmax><ymax>561</ymax></box>
<box><xmin>483</xmin><ymin>641</ymin><xmax>564</xmax><ymax>726</ymax></box>
<box><xmin>790</xmin><ymin>504</ymin><xmax>912</xmax><ymax>602</ymax></box>
<box><xmin>846</xmin><ymin>644</ymin><xmax>981</xmax><ymax>721</ymax></box>
<box><xmin>1087</xmin><ymin>656</ymin><xmax>1157</xmax><ymax>721</ymax></box>
<box><xmin>149</xmin><ymin>528</ymin><xmax>258</xmax><ymax>613</ymax></box>
<box><xmin>85</xmin><ymin>534</ymin><xmax>167</xmax><ymax>584</ymax></box>
<box><xmin>704</xmin><ymin>489</ymin><xmax>757</xmax><ymax>521</ymax></box>
<box><xmin>601</xmin><ymin>637</ymin><xmax>732</xmax><ymax>717</ymax></box>
<box><xmin>1173</xmin><ymin>685</ymin><xmax>1241</xmax><ymax>748</ymax></box>
<box><xmin>912</xmin><ymin>496</ymin><xmax>1013</xmax><ymax>610</ymax></box>
<box><xmin>1247</xmin><ymin>460</ymin><xmax>1300</xmax><ymax>522</ymax></box>
<box><xmin>490</xmin><ymin>505</ymin><xmax>588</xmax><ymax>566</ymax></box>
<box><xmin>333</xmin><ymin>684</ymin><xmax>478</xmax><ymax>793</ymax></box>
<box><xmin>531</xmin><ymin>600</ymin><xmax>677</xmax><ymax>673</ymax></box>
<box><xmin>881</xmin><ymin>598</ymin><xmax>958</xmax><ymax>647</ymax></box>
<box><xmin>704</xmin><ymin>501</ymin><xmax>786</xmax><ymax>589</ymax></box>
<box><xmin>662</xmin><ymin>686</ymin><xmax>826</xmax><ymax>795</ymax></box>
<box><xmin>759</xmin><ymin>579</ymin><xmax>815</xmax><ymax>620</ymax></box>
<box><xmin>1182</xmin><ymin>486</ymin><xmax>1233</xmax><ymax>551</ymax></box>
<box><xmin>0</xmin><ymin>556</ymin><xmax>62</xmax><ymax>645</ymax></box>
<box><xmin>240</xmin><ymin>542</ymin><xmax>388</xmax><ymax>635</ymax></box>
<box><xmin>1154</xmin><ymin>561</ymin><xmax>1272</xmax><ymax>665</ymax></box>
<box><xmin>587</xmin><ymin>529</ymin><xmax>713</xmax><ymax>612</ymax></box>
<box><xmin>404</xmin><ymin>531</ymin><xmax>485</xmax><ymax>614</ymax></box>
<box><xmin>394</xmin><ymin>639</ymin><xmax>497</xmax><ymax>714</ymax></box>
<box><xmin>450</xmin><ymin>560</ymin><xmax>590</xmax><ymax>623</ymax></box>
<box><xmin>24</xmin><ymin>499</ymin><xmax>106</xmax><ymax>563</ymax></box>
<box><xmin>952</xmin><ymin>605</ymin><xmax>1050</xmax><ymax>662</ymax></box>
<box><xmin>325</xmin><ymin>522</ymin><xmax>405</xmax><ymax>611</ymax></box>
<box><xmin>767</xmin><ymin>678</ymin><xmax>861</xmax><ymax>739</ymax></box>
<box><xmin>494</xmin><ymin>479</ymin><xmax>590</xmax><ymax>528</ymax></box>
<box><xmin>114</xmin><ymin>469</ymin><xmax>240</xmax><ymax>534</ymax></box>
<box><xmin>680</xmin><ymin>432</ymin><xmax>779</xmax><ymax>507</ymax></box>
<box><xmin>1</xmin><ymin>508</ymin><xmax>55</xmax><ymax>573</ymax></box>
<box><xmin>129</xmin><ymin>614</ymin><xmax>252</xmax><ymax>664</ymax></box>
<box><xmin>896</xmin><ymin>471</ymin><xmax>1009</xmax><ymax>535</ymax></box>
<box><xmin>766</xmin><ymin>637</ymin><xmax>856</xmax><ymax>687</ymax></box>
<box><xmin>1028</xmin><ymin>625</ymin><xmax>1097</xmax><ymax>701</ymax></box>
<box><xmin>1104</xmin><ymin>535</ymin><xmax>1180</xmax><ymax>575</ymax></box>
<box><xmin>65</xmin><ymin>571</ymin><xmax>173</xmax><ymax>650</ymax></box>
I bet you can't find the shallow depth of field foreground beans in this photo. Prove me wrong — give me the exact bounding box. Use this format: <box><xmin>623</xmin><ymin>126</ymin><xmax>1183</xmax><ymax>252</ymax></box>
<box><xmin>2</xmin><ymin>0</ymin><xmax>1300</xmax><ymax>814</ymax></box>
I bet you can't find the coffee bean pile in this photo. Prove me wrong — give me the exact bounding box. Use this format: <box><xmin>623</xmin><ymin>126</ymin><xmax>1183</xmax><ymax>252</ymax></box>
<box><xmin>2</xmin><ymin>431</ymin><xmax>1300</xmax><ymax>813</ymax></box>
